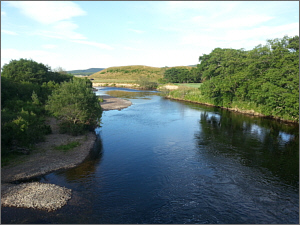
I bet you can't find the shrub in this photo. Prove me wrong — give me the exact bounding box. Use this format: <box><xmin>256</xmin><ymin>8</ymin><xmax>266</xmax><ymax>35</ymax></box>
<box><xmin>136</xmin><ymin>76</ymin><xmax>158</xmax><ymax>90</ymax></box>
<box><xmin>46</xmin><ymin>78</ymin><xmax>102</xmax><ymax>135</ymax></box>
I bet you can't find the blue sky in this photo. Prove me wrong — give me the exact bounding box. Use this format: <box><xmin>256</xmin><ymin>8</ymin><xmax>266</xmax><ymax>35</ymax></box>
<box><xmin>1</xmin><ymin>1</ymin><xmax>299</xmax><ymax>71</ymax></box>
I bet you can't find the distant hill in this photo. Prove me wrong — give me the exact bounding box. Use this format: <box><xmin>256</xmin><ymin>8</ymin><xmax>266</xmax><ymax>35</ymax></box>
<box><xmin>88</xmin><ymin>65</ymin><xmax>196</xmax><ymax>83</ymax></box>
<box><xmin>67</xmin><ymin>68</ymin><xmax>105</xmax><ymax>76</ymax></box>
<box><xmin>187</xmin><ymin>64</ymin><xmax>198</xmax><ymax>67</ymax></box>
<box><xmin>89</xmin><ymin>65</ymin><xmax>164</xmax><ymax>83</ymax></box>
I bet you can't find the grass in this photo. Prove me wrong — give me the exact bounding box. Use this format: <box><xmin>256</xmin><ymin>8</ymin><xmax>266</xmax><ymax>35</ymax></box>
<box><xmin>88</xmin><ymin>65</ymin><xmax>194</xmax><ymax>84</ymax></box>
<box><xmin>177</xmin><ymin>83</ymin><xmax>203</xmax><ymax>88</ymax></box>
<box><xmin>54</xmin><ymin>141</ymin><xmax>81</xmax><ymax>152</ymax></box>
<box><xmin>98</xmin><ymin>96</ymin><xmax>104</xmax><ymax>102</ymax></box>
<box><xmin>1</xmin><ymin>152</ymin><xmax>27</xmax><ymax>167</ymax></box>
<box><xmin>89</xmin><ymin>65</ymin><xmax>163</xmax><ymax>82</ymax></box>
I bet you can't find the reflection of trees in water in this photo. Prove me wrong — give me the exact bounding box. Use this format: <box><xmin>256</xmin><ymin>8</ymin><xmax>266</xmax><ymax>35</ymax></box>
<box><xmin>106</xmin><ymin>90</ymin><xmax>156</xmax><ymax>99</ymax></box>
<box><xmin>195</xmin><ymin>110</ymin><xmax>299</xmax><ymax>187</ymax></box>
<box><xmin>62</xmin><ymin>136</ymin><xmax>104</xmax><ymax>182</ymax></box>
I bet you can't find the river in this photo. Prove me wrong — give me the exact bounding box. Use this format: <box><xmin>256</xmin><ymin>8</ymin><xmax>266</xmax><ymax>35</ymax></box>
<box><xmin>2</xmin><ymin>87</ymin><xmax>299</xmax><ymax>224</ymax></box>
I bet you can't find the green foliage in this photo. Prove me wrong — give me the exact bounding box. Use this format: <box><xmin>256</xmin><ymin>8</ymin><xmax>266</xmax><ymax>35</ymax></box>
<box><xmin>198</xmin><ymin>35</ymin><xmax>299</xmax><ymax>122</ymax></box>
<box><xmin>54</xmin><ymin>141</ymin><xmax>81</xmax><ymax>152</ymax></box>
<box><xmin>163</xmin><ymin>67</ymin><xmax>201</xmax><ymax>83</ymax></box>
<box><xmin>158</xmin><ymin>77</ymin><xmax>168</xmax><ymax>84</ymax></box>
<box><xmin>1</xmin><ymin>108</ymin><xmax>51</xmax><ymax>154</ymax></box>
<box><xmin>1</xmin><ymin>58</ymin><xmax>72</xmax><ymax>85</ymax></box>
<box><xmin>161</xmin><ymin>36</ymin><xmax>298</xmax><ymax>122</ymax></box>
<box><xmin>1</xmin><ymin>59</ymin><xmax>72</xmax><ymax>157</ymax></box>
<box><xmin>46</xmin><ymin>78</ymin><xmax>103</xmax><ymax>135</ymax></box>
<box><xmin>1</xmin><ymin>58</ymin><xmax>50</xmax><ymax>84</ymax></box>
<box><xmin>136</xmin><ymin>76</ymin><xmax>158</xmax><ymax>90</ymax></box>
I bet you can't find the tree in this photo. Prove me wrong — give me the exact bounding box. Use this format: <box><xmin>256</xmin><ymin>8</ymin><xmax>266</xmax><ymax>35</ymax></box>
<box><xmin>1</xmin><ymin>58</ymin><xmax>72</xmax><ymax>85</ymax></box>
<box><xmin>163</xmin><ymin>67</ymin><xmax>201</xmax><ymax>83</ymax></box>
<box><xmin>46</xmin><ymin>78</ymin><xmax>102</xmax><ymax>135</ymax></box>
<box><xmin>1</xmin><ymin>58</ymin><xmax>51</xmax><ymax>84</ymax></box>
<box><xmin>53</xmin><ymin>66</ymin><xmax>68</xmax><ymax>74</ymax></box>
<box><xmin>198</xmin><ymin>35</ymin><xmax>299</xmax><ymax>121</ymax></box>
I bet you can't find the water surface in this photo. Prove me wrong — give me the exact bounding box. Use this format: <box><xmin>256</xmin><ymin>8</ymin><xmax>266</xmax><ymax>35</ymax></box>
<box><xmin>2</xmin><ymin>87</ymin><xmax>299</xmax><ymax>224</ymax></box>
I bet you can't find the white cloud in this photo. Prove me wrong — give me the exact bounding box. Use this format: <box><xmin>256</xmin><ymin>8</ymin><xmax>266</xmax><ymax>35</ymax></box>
<box><xmin>2</xmin><ymin>29</ymin><xmax>18</xmax><ymax>35</ymax></box>
<box><xmin>7</xmin><ymin>2</ymin><xmax>87</xmax><ymax>41</ymax></box>
<box><xmin>128</xmin><ymin>29</ymin><xmax>145</xmax><ymax>34</ymax></box>
<box><xmin>42</xmin><ymin>44</ymin><xmax>57</xmax><ymax>49</ymax></box>
<box><xmin>180</xmin><ymin>22</ymin><xmax>299</xmax><ymax>51</ymax></box>
<box><xmin>35</xmin><ymin>21</ymin><xmax>86</xmax><ymax>40</ymax></box>
<box><xmin>211</xmin><ymin>15</ymin><xmax>274</xmax><ymax>29</ymax></box>
<box><xmin>123</xmin><ymin>46</ymin><xmax>142</xmax><ymax>51</ymax></box>
<box><xmin>72</xmin><ymin>40</ymin><xmax>114</xmax><ymax>50</ymax></box>
<box><xmin>7</xmin><ymin>1</ymin><xmax>86</xmax><ymax>24</ymax></box>
<box><xmin>225</xmin><ymin>23</ymin><xmax>299</xmax><ymax>41</ymax></box>
<box><xmin>1</xmin><ymin>11</ymin><xmax>7</xmax><ymax>16</ymax></box>
<box><xmin>191</xmin><ymin>14</ymin><xmax>273</xmax><ymax>29</ymax></box>
<box><xmin>162</xmin><ymin>1</ymin><xmax>239</xmax><ymax>17</ymax></box>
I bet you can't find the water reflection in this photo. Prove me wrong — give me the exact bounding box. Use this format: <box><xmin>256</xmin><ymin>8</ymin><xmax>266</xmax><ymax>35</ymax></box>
<box><xmin>2</xmin><ymin>89</ymin><xmax>299</xmax><ymax>224</ymax></box>
<box><xmin>196</xmin><ymin>110</ymin><xmax>299</xmax><ymax>187</ymax></box>
<box><xmin>56</xmin><ymin>136</ymin><xmax>103</xmax><ymax>182</ymax></box>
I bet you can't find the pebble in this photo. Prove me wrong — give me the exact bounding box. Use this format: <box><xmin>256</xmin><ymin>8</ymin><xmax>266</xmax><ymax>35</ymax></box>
<box><xmin>1</xmin><ymin>182</ymin><xmax>72</xmax><ymax>212</ymax></box>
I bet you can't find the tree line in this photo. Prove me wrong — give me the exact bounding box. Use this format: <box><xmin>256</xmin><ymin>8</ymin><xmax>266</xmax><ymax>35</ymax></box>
<box><xmin>161</xmin><ymin>67</ymin><xmax>201</xmax><ymax>83</ymax></box>
<box><xmin>1</xmin><ymin>59</ymin><xmax>102</xmax><ymax>159</ymax></box>
<box><xmin>163</xmin><ymin>35</ymin><xmax>299</xmax><ymax>122</ymax></box>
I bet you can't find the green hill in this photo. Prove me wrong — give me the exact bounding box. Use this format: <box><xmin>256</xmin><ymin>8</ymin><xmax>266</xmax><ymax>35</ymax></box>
<box><xmin>89</xmin><ymin>65</ymin><xmax>164</xmax><ymax>83</ymax></box>
<box><xmin>67</xmin><ymin>68</ymin><xmax>105</xmax><ymax>76</ymax></box>
<box><xmin>89</xmin><ymin>65</ymin><xmax>193</xmax><ymax>83</ymax></box>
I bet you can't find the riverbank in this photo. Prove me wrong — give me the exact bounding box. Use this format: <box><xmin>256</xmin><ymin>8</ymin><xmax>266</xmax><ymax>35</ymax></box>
<box><xmin>1</xmin><ymin>92</ymin><xmax>133</xmax><ymax>212</ymax></box>
<box><xmin>164</xmin><ymin>95</ymin><xmax>298</xmax><ymax>124</ymax></box>
<box><xmin>1</xmin><ymin>117</ymin><xmax>96</xmax><ymax>211</ymax></box>
<box><xmin>159</xmin><ymin>83</ymin><xmax>298</xmax><ymax>124</ymax></box>
<box><xmin>1</xmin><ymin>117</ymin><xmax>96</xmax><ymax>184</ymax></box>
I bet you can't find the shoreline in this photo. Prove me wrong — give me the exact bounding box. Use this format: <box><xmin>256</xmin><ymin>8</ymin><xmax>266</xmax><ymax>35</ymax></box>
<box><xmin>164</xmin><ymin>96</ymin><xmax>298</xmax><ymax>124</ymax></box>
<box><xmin>1</xmin><ymin>94</ymin><xmax>132</xmax><ymax>212</ymax></box>
<box><xmin>1</xmin><ymin>118</ymin><xmax>97</xmax><ymax>211</ymax></box>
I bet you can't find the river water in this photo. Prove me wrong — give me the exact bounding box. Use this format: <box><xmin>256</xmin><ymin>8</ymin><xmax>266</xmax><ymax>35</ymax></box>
<box><xmin>2</xmin><ymin>87</ymin><xmax>299</xmax><ymax>224</ymax></box>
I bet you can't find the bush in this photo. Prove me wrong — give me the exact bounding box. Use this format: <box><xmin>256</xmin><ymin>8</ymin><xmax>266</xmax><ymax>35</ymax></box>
<box><xmin>46</xmin><ymin>78</ymin><xmax>102</xmax><ymax>135</ymax></box>
<box><xmin>136</xmin><ymin>76</ymin><xmax>158</xmax><ymax>90</ymax></box>
<box><xmin>1</xmin><ymin>109</ymin><xmax>51</xmax><ymax>153</ymax></box>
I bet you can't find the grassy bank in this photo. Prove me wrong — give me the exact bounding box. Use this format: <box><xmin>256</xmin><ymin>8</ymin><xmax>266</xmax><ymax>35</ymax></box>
<box><xmin>161</xmin><ymin>86</ymin><xmax>298</xmax><ymax>123</ymax></box>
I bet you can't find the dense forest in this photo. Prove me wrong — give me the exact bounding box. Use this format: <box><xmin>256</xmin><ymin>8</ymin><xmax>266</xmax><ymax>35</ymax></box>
<box><xmin>1</xmin><ymin>59</ymin><xmax>102</xmax><ymax>162</ymax></box>
<box><xmin>163</xmin><ymin>35</ymin><xmax>299</xmax><ymax>122</ymax></box>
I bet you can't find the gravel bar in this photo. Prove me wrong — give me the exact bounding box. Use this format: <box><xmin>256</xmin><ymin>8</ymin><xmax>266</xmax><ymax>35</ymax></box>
<box><xmin>1</xmin><ymin>182</ymin><xmax>72</xmax><ymax>211</ymax></box>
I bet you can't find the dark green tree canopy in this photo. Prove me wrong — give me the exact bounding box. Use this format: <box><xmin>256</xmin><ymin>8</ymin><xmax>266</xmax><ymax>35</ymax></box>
<box><xmin>198</xmin><ymin>35</ymin><xmax>299</xmax><ymax>122</ymax></box>
<box><xmin>46</xmin><ymin>78</ymin><xmax>102</xmax><ymax>135</ymax></box>
<box><xmin>1</xmin><ymin>58</ymin><xmax>72</xmax><ymax>84</ymax></box>
<box><xmin>164</xmin><ymin>67</ymin><xmax>201</xmax><ymax>83</ymax></box>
